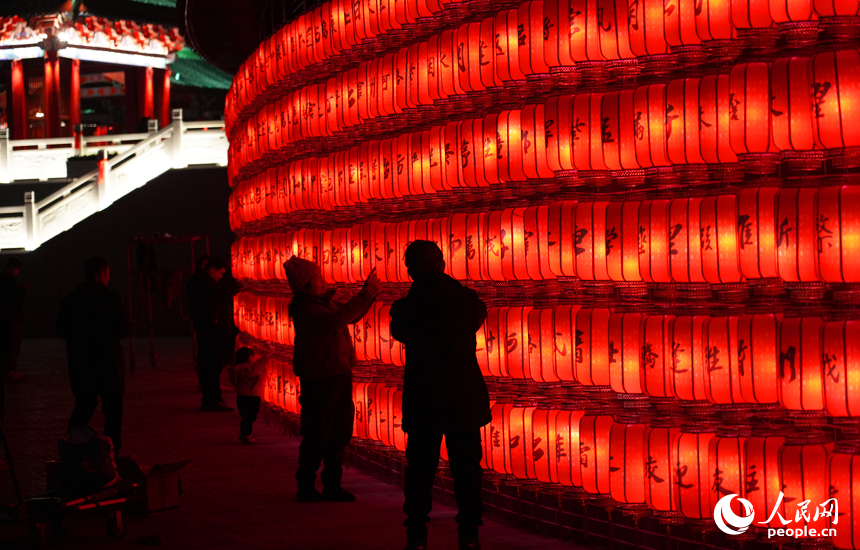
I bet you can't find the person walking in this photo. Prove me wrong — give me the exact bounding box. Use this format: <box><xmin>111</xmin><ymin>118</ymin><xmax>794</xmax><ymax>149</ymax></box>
<box><xmin>390</xmin><ymin>241</ymin><xmax>491</xmax><ymax>550</ymax></box>
<box><xmin>285</xmin><ymin>256</ymin><xmax>379</xmax><ymax>503</ymax></box>
<box><xmin>228</xmin><ymin>346</ymin><xmax>266</xmax><ymax>444</ymax></box>
<box><xmin>188</xmin><ymin>257</ymin><xmax>233</xmax><ymax>412</ymax></box>
<box><xmin>57</xmin><ymin>257</ymin><xmax>131</xmax><ymax>452</ymax></box>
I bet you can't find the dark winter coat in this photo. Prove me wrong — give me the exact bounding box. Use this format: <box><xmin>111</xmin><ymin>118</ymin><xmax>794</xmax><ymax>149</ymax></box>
<box><xmin>57</xmin><ymin>282</ymin><xmax>131</xmax><ymax>396</ymax></box>
<box><xmin>390</xmin><ymin>271</ymin><xmax>490</xmax><ymax>433</ymax></box>
<box><xmin>289</xmin><ymin>288</ymin><xmax>375</xmax><ymax>381</ymax></box>
<box><xmin>187</xmin><ymin>270</ymin><xmax>222</xmax><ymax>330</ymax></box>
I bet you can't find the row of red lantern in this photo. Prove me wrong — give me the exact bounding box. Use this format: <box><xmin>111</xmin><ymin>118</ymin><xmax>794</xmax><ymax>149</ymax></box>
<box><xmin>232</xmin><ymin>186</ymin><xmax>860</xmax><ymax>287</ymax></box>
<box><xmin>262</xmin><ymin>366</ymin><xmax>853</xmax><ymax>546</ymax></box>
<box><xmin>227</xmin><ymin>0</ymin><xmax>860</xmax><ymax>134</ymax></box>
<box><xmin>237</xmin><ymin>288</ymin><xmax>860</xmax><ymax>415</ymax></box>
<box><xmin>226</xmin><ymin>0</ymin><xmax>455</xmax><ymax>132</ymax></box>
<box><xmin>229</xmin><ymin>49</ymin><xmax>860</xmax><ymax>190</ymax></box>
<box><xmin>265</xmin><ymin>358</ymin><xmax>302</xmax><ymax>414</ymax></box>
<box><xmin>345</xmin><ymin>385</ymin><xmax>852</xmax><ymax>544</ymax></box>
<box><xmin>235</xmin><ymin>293</ymin><xmax>407</xmax><ymax>365</ymax></box>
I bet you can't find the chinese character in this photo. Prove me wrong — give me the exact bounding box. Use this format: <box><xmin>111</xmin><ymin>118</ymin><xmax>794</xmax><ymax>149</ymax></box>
<box><xmin>823</xmin><ymin>353</ymin><xmax>839</xmax><ymax>383</ymax></box>
<box><xmin>729</xmin><ymin>93</ymin><xmax>740</xmax><ymax>121</ymax></box>
<box><xmin>642</xmin><ymin>343</ymin><xmax>659</xmax><ymax>369</ymax></box>
<box><xmin>646</xmin><ymin>456</ymin><xmax>665</xmax><ymax>483</ymax></box>
<box><xmin>666</xmin><ymin>104</ymin><xmax>679</xmax><ymax>139</ymax></box>
<box><xmin>479</xmin><ymin>40</ymin><xmax>490</xmax><ymax>66</ymax></box>
<box><xmin>812</xmin><ymin>82</ymin><xmax>832</xmax><ymax>118</ymax></box>
<box><xmin>461</xmin><ymin>139</ymin><xmax>471</xmax><ymax>168</ymax></box>
<box><xmin>672</xmin><ymin>341</ymin><xmax>687</xmax><ymax>374</ymax></box>
<box><xmin>606</xmin><ymin>227</ymin><xmax>618</xmax><ymax>255</ymax></box>
<box><xmin>517</xmin><ymin>23</ymin><xmax>526</xmax><ymax>46</ymax></box>
<box><xmin>669</xmin><ymin>224</ymin><xmax>683</xmax><ymax>256</ymax></box>
<box><xmin>554</xmin><ymin>332</ymin><xmax>567</xmax><ymax>357</ymax></box>
<box><xmin>634</xmin><ymin>111</ymin><xmax>644</xmax><ymax>140</ymax></box>
<box><xmin>545</xmin><ymin>119</ymin><xmax>555</xmax><ymax>147</ymax></box>
<box><xmin>700</xmin><ymin>226</ymin><xmax>713</xmax><ymax>251</ymax></box>
<box><xmin>609</xmin><ymin>341</ymin><xmax>619</xmax><ymax>364</ymax></box>
<box><xmin>818</xmin><ymin>214</ymin><xmax>834</xmax><ymax>253</ymax></box>
<box><xmin>738</xmin><ymin>339</ymin><xmax>748</xmax><ymax>377</ymax></box>
<box><xmin>738</xmin><ymin>214</ymin><xmax>753</xmax><ymax>250</ymax></box>
<box><xmin>676</xmin><ymin>462</ymin><xmax>694</xmax><ymax>489</ymax></box>
<box><xmin>574</xmin><ymin>227</ymin><xmax>588</xmax><ymax>256</ymax></box>
<box><xmin>543</xmin><ymin>17</ymin><xmax>554</xmax><ymax>39</ymax></box>
<box><xmin>706</xmin><ymin>345</ymin><xmax>722</xmax><ymax>372</ymax></box>
<box><xmin>780</xmin><ymin>346</ymin><xmax>797</xmax><ymax>383</ymax></box>
<box><xmin>778</xmin><ymin>217</ymin><xmax>793</xmax><ymax>249</ymax></box>
<box><xmin>601</xmin><ymin>116</ymin><xmax>614</xmax><ymax>143</ymax></box>
<box><xmin>639</xmin><ymin>225</ymin><xmax>648</xmax><ymax>254</ymax></box>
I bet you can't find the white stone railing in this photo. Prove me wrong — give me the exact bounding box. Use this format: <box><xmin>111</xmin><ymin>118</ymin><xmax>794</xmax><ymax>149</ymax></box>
<box><xmin>0</xmin><ymin>110</ymin><xmax>227</xmax><ymax>251</ymax></box>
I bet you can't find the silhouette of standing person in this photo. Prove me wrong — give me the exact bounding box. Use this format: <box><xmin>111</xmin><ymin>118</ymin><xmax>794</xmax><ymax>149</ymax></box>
<box><xmin>285</xmin><ymin>256</ymin><xmax>379</xmax><ymax>502</ymax></box>
<box><xmin>390</xmin><ymin>241</ymin><xmax>490</xmax><ymax>550</ymax></box>
<box><xmin>58</xmin><ymin>257</ymin><xmax>131</xmax><ymax>451</ymax></box>
<box><xmin>188</xmin><ymin>257</ymin><xmax>233</xmax><ymax>412</ymax></box>
<box><xmin>0</xmin><ymin>256</ymin><xmax>28</xmax><ymax>424</ymax></box>
<box><xmin>0</xmin><ymin>257</ymin><xmax>29</xmax><ymax>386</ymax></box>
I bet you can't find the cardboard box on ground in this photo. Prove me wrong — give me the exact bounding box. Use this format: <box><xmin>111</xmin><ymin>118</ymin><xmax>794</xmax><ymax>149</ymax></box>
<box><xmin>47</xmin><ymin>458</ymin><xmax>191</xmax><ymax>514</ymax></box>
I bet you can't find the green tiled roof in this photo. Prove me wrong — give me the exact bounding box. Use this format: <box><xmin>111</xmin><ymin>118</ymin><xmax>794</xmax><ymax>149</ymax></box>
<box><xmin>170</xmin><ymin>48</ymin><xmax>232</xmax><ymax>90</ymax></box>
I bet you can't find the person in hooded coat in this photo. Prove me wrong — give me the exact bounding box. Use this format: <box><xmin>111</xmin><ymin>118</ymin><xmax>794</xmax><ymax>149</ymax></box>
<box><xmin>390</xmin><ymin>240</ymin><xmax>490</xmax><ymax>550</ymax></box>
<box><xmin>285</xmin><ymin>256</ymin><xmax>379</xmax><ymax>503</ymax></box>
<box><xmin>57</xmin><ymin>257</ymin><xmax>131</xmax><ymax>451</ymax></box>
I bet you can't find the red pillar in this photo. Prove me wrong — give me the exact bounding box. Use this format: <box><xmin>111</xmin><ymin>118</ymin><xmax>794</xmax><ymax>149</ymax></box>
<box><xmin>69</xmin><ymin>59</ymin><xmax>80</xmax><ymax>130</ymax></box>
<box><xmin>153</xmin><ymin>68</ymin><xmax>171</xmax><ymax>129</ymax></box>
<box><xmin>139</xmin><ymin>66</ymin><xmax>154</xmax><ymax>120</ymax></box>
<box><xmin>10</xmin><ymin>60</ymin><xmax>25</xmax><ymax>140</ymax></box>
<box><xmin>44</xmin><ymin>52</ymin><xmax>61</xmax><ymax>138</ymax></box>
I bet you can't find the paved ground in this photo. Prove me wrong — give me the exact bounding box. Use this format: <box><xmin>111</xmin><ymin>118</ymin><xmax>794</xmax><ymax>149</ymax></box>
<box><xmin>0</xmin><ymin>338</ymin><xmax>582</xmax><ymax>550</ymax></box>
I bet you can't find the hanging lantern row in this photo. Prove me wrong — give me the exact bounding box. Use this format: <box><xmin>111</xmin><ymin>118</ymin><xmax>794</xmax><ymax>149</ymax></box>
<box><xmin>232</xmin><ymin>186</ymin><xmax>860</xmax><ymax>290</ymax></box>
<box><xmin>237</xmin><ymin>289</ymin><xmax>859</xmax><ymax>415</ymax></box>
<box><xmin>228</xmin><ymin>49</ymin><xmax>860</xmax><ymax>191</ymax></box>
<box><xmin>265</xmin><ymin>358</ymin><xmax>302</xmax><ymax>414</ymax></box>
<box><xmin>262</xmin><ymin>361</ymin><xmax>849</xmax><ymax>544</ymax></box>
<box><xmin>227</xmin><ymin>0</ymin><xmax>860</xmax><ymax>134</ymax></box>
<box><xmin>235</xmin><ymin>294</ymin><xmax>406</xmax><ymax>365</ymax></box>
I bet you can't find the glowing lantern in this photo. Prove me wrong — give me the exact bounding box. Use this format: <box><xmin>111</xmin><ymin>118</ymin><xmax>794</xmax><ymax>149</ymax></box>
<box><xmin>698</xmin><ymin>74</ymin><xmax>739</xmax><ymax>165</ymax></box>
<box><xmin>638</xmin><ymin>200</ymin><xmax>671</xmax><ymax>283</ymax></box>
<box><xmin>673</xmin><ymin>430</ymin><xmax>714</xmax><ymax>519</ymax></box>
<box><xmin>644</xmin><ymin>426</ymin><xmax>681</xmax><ymax>515</ymax></box>
<box><xmin>730</xmin><ymin>62</ymin><xmax>779</xmax><ymax>169</ymax></box>
<box><xmin>737</xmin><ymin>313</ymin><xmax>780</xmax><ymax>405</ymax></box>
<box><xmin>504</xmin><ymin>306</ymin><xmax>533</xmax><ymax>379</ymax></box>
<box><xmin>609</xmin><ymin>422</ymin><xmax>647</xmax><ymax>505</ymax></box>
<box><xmin>702</xmin><ymin>316</ymin><xmax>744</xmax><ymax>404</ymax></box>
<box><xmin>708</xmin><ymin>435</ymin><xmax>746</xmax><ymax>513</ymax></box>
<box><xmin>575</xmin><ymin>308</ymin><xmax>612</xmax><ymax>386</ymax></box>
<box><xmin>606</xmin><ymin>201</ymin><xmax>642</xmax><ymax>283</ymax></box>
<box><xmin>378</xmin><ymin>305</ymin><xmax>405</xmax><ymax>368</ymax></box>
<box><xmin>571</xmin><ymin>92</ymin><xmax>610</xmax><ymax>171</ymax></box>
<box><xmin>609</xmin><ymin>312</ymin><xmax>643</xmax><ymax>396</ymax></box>
<box><xmin>771</xmin><ymin>56</ymin><xmax>815</xmax><ymax>155</ymax></box>
<box><xmin>779</xmin><ymin>443</ymin><xmax>834</xmax><ymax>538</ymax></box>
<box><xmin>547</xmin><ymin>200</ymin><xmax>577</xmax><ymax>278</ymax></box>
<box><xmin>572</xmin><ymin>201</ymin><xmax>611</xmax><ymax>282</ymax></box>
<box><xmin>737</xmin><ymin>187</ymin><xmax>779</xmax><ymax>280</ymax></box>
<box><xmin>822</xmin><ymin>320</ymin><xmax>860</xmax><ymax>417</ymax></box>
<box><xmin>632</xmin><ymin>84</ymin><xmax>672</xmax><ymax>168</ymax></box>
<box><xmin>595</xmin><ymin>0</ymin><xmax>636</xmax><ymax>60</ymax></box>
<box><xmin>510</xmin><ymin>405</ymin><xmax>541</xmax><ymax>480</ymax></box>
<box><xmin>579</xmin><ymin>415</ymin><xmax>614</xmax><ymax>496</ymax></box>
<box><xmin>732</xmin><ymin>0</ymin><xmax>774</xmax><ymax>30</ymax></box>
<box><xmin>639</xmin><ymin>314</ymin><xmax>675</xmax><ymax>398</ymax></box>
<box><xmin>528</xmin><ymin>307</ymin><xmax>559</xmax><ymax>382</ymax></box>
<box><xmin>484</xmin><ymin>307</ymin><xmax>508</xmax><ymax>377</ymax></box>
<box><xmin>776</xmin><ymin>187</ymin><xmax>820</xmax><ymax>282</ymax></box>
<box><xmin>778</xmin><ymin>316</ymin><xmax>825</xmax><ymax>411</ymax></box>
<box><xmin>490</xmin><ymin>402</ymin><xmax>516</xmax><ymax>476</ymax></box>
<box><xmin>829</xmin><ymin>446</ymin><xmax>860</xmax><ymax>550</ymax></box>
<box><xmin>669</xmin><ymin>315</ymin><xmax>708</xmax><ymax>402</ymax></box>
<box><xmin>552</xmin><ymin>304</ymin><xmax>582</xmax><ymax>381</ymax></box>
<box><xmin>665</xmin><ymin>78</ymin><xmax>706</xmax><ymax>166</ymax></box>
<box><xmin>818</xmin><ymin>186</ymin><xmax>860</xmax><ymax>283</ymax></box>
<box><xmin>518</xmin><ymin>1</ymin><xmax>550</xmax><ymax>75</ymax></box>
<box><xmin>600</xmin><ymin>90</ymin><xmax>639</xmax><ymax>171</ymax></box>
<box><xmin>742</xmin><ymin>436</ymin><xmax>785</xmax><ymax>528</ymax></box>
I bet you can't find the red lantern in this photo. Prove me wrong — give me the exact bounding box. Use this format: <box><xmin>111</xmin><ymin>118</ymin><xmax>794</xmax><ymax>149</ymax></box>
<box><xmin>644</xmin><ymin>426</ymin><xmax>681</xmax><ymax>515</ymax></box>
<box><xmin>606</xmin><ymin>201</ymin><xmax>641</xmax><ymax>283</ymax></box>
<box><xmin>601</xmin><ymin>90</ymin><xmax>639</xmax><ymax>171</ymax></box>
<box><xmin>822</xmin><ymin>320</ymin><xmax>860</xmax><ymax>417</ymax></box>
<box><xmin>699</xmin><ymin>74</ymin><xmax>739</xmax><ymax>164</ymax></box>
<box><xmin>490</xmin><ymin>402</ymin><xmax>516</xmax><ymax>476</ymax></box>
<box><xmin>703</xmin><ymin>316</ymin><xmax>745</xmax><ymax>404</ymax></box>
<box><xmin>709</xmin><ymin>435</ymin><xmax>746</xmax><ymax>512</ymax></box>
<box><xmin>737</xmin><ymin>313</ymin><xmax>780</xmax><ymax>405</ymax></box>
<box><xmin>673</xmin><ymin>430</ymin><xmax>714</xmax><ymax>519</ymax></box>
<box><xmin>779</xmin><ymin>443</ymin><xmax>834</xmax><ymax>538</ymax></box>
<box><xmin>737</xmin><ymin>187</ymin><xmax>779</xmax><ymax>280</ymax></box>
<box><xmin>609</xmin><ymin>422</ymin><xmax>647</xmax><ymax>505</ymax></box>
<box><xmin>818</xmin><ymin>185</ymin><xmax>860</xmax><ymax>283</ymax></box>
<box><xmin>638</xmin><ymin>200</ymin><xmax>671</xmax><ymax>283</ymax></box>
<box><xmin>829</xmin><ymin>446</ymin><xmax>860</xmax><ymax>550</ymax></box>
<box><xmin>504</xmin><ymin>306</ymin><xmax>533</xmax><ymax>379</ymax></box>
<box><xmin>571</xmin><ymin>92</ymin><xmax>610</xmax><ymax>171</ymax></box>
<box><xmin>510</xmin><ymin>406</ymin><xmax>542</xmax><ymax>480</ymax></box>
<box><xmin>771</xmin><ymin>55</ymin><xmax>815</xmax><ymax>154</ymax></box>
<box><xmin>572</xmin><ymin>201</ymin><xmax>611</xmax><ymax>281</ymax></box>
<box><xmin>575</xmin><ymin>308</ymin><xmax>612</xmax><ymax>386</ymax></box>
<box><xmin>553</xmin><ymin>304</ymin><xmax>582</xmax><ymax>382</ymax></box>
<box><xmin>743</xmin><ymin>436</ymin><xmax>785</xmax><ymax>528</ymax></box>
<box><xmin>640</xmin><ymin>314</ymin><xmax>675</xmax><ymax>398</ymax></box>
<box><xmin>609</xmin><ymin>312</ymin><xmax>643</xmax><ymax>395</ymax></box>
<box><xmin>579</xmin><ymin>415</ymin><xmax>614</xmax><ymax>496</ymax></box>
<box><xmin>776</xmin><ymin>187</ymin><xmax>820</xmax><ymax>282</ymax></box>
<box><xmin>729</xmin><ymin>62</ymin><xmax>779</xmax><ymax>163</ymax></box>
<box><xmin>778</xmin><ymin>316</ymin><xmax>825</xmax><ymax>411</ymax></box>
<box><xmin>668</xmin><ymin>315</ymin><xmax>708</xmax><ymax>402</ymax></box>
<box><xmin>528</xmin><ymin>308</ymin><xmax>559</xmax><ymax>382</ymax></box>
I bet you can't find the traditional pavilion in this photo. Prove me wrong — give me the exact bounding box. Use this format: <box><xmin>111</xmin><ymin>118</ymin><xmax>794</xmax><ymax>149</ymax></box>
<box><xmin>0</xmin><ymin>0</ymin><xmax>231</xmax><ymax>140</ymax></box>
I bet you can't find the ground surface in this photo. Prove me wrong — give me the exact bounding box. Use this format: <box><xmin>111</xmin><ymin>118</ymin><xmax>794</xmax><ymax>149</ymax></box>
<box><xmin>0</xmin><ymin>337</ymin><xmax>582</xmax><ymax>550</ymax></box>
